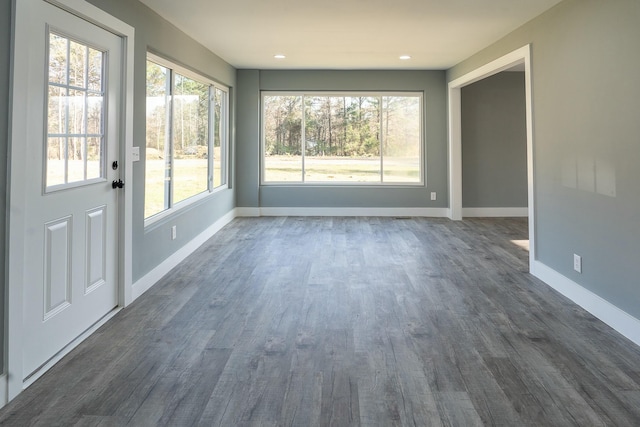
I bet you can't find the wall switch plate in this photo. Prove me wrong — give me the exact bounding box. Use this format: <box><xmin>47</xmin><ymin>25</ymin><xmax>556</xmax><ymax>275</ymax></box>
<box><xmin>171</xmin><ymin>225</ymin><xmax>177</xmax><ymax>240</ymax></box>
<box><xmin>573</xmin><ymin>254</ymin><xmax>582</xmax><ymax>273</ymax></box>
<box><xmin>131</xmin><ymin>146</ymin><xmax>140</xmax><ymax>162</ymax></box>
<box><xmin>430</xmin><ymin>192</ymin><xmax>437</xmax><ymax>201</ymax></box>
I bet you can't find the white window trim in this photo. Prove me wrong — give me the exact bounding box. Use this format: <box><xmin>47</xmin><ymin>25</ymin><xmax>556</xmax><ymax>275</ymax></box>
<box><xmin>260</xmin><ymin>91</ymin><xmax>425</xmax><ymax>186</ymax></box>
<box><xmin>144</xmin><ymin>53</ymin><xmax>229</xmax><ymax>227</ymax></box>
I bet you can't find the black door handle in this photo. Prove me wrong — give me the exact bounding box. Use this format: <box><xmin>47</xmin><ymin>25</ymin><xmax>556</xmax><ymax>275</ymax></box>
<box><xmin>112</xmin><ymin>179</ymin><xmax>124</xmax><ymax>189</ymax></box>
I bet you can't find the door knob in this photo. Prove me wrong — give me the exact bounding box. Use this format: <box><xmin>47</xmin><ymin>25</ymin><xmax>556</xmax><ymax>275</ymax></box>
<box><xmin>112</xmin><ymin>179</ymin><xmax>124</xmax><ymax>189</ymax></box>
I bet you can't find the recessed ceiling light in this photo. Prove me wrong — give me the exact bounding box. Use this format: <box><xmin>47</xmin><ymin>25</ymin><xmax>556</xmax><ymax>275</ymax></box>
<box><xmin>274</xmin><ymin>54</ymin><xmax>286</xmax><ymax>59</ymax></box>
<box><xmin>399</xmin><ymin>55</ymin><xmax>411</xmax><ymax>60</ymax></box>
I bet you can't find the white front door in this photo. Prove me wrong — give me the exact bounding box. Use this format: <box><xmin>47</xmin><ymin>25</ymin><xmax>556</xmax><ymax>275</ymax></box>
<box><xmin>19</xmin><ymin>1</ymin><xmax>123</xmax><ymax>380</ymax></box>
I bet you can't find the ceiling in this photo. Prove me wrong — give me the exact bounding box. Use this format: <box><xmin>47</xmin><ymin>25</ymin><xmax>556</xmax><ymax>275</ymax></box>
<box><xmin>139</xmin><ymin>0</ymin><xmax>562</xmax><ymax>70</ymax></box>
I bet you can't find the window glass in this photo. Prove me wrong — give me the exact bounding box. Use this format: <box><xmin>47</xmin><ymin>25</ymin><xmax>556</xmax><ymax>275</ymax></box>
<box><xmin>144</xmin><ymin>55</ymin><xmax>229</xmax><ymax>222</ymax></box>
<box><xmin>213</xmin><ymin>87</ymin><xmax>226</xmax><ymax>188</ymax></box>
<box><xmin>305</xmin><ymin>96</ymin><xmax>380</xmax><ymax>183</ymax></box>
<box><xmin>172</xmin><ymin>74</ymin><xmax>209</xmax><ymax>204</ymax></box>
<box><xmin>144</xmin><ymin>60</ymin><xmax>169</xmax><ymax>219</ymax></box>
<box><xmin>262</xmin><ymin>93</ymin><xmax>422</xmax><ymax>184</ymax></box>
<box><xmin>382</xmin><ymin>96</ymin><xmax>421</xmax><ymax>183</ymax></box>
<box><xmin>46</xmin><ymin>32</ymin><xmax>105</xmax><ymax>190</ymax></box>
<box><xmin>263</xmin><ymin>95</ymin><xmax>303</xmax><ymax>182</ymax></box>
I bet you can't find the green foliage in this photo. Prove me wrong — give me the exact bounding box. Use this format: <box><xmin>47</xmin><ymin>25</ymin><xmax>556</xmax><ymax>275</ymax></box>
<box><xmin>173</xmin><ymin>73</ymin><xmax>209</xmax><ymax>153</ymax></box>
<box><xmin>46</xmin><ymin>32</ymin><xmax>105</xmax><ymax>187</ymax></box>
<box><xmin>265</xmin><ymin>94</ymin><xmax>419</xmax><ymax>158</ymax></box>
<box><xmin>145</xmin><ymin>62</ymin><xmax>211</xmax><ymax>157</ymax></box>
<box><xmin>146</xmin><ymin>61</ymin><xmax>166</xmax><ymax>96</ymax></box>
<box><xmin>264</xmin><ymin>96</ymin><xmax>302</xmax><ymax>156</ymax></box>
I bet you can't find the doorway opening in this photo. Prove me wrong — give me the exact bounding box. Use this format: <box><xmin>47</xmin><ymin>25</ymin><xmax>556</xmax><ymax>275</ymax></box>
<box><xmin>448</xmin><ymin>45</ymin><xmax>535</xmax><ymax>270</ymax></box>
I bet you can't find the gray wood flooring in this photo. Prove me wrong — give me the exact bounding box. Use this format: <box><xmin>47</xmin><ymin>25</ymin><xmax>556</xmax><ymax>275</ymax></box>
<box><xmin>2</xmin><ymin>217</ymin><xmax>640</xmax><ymax>426</ymax></box>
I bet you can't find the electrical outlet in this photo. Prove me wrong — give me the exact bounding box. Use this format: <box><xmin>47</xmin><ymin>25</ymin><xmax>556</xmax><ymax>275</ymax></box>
<box><xmin>573</xmin><ymin>254</ymin><xmax>582</xmax><ymax>273</ymax></box>
<box><xmin>171</xmin><ymin>225</ymin><xmax>177</xmax><ymax>240</ymax></box>
<box><xmin>430</xmin><ymin>192</ymin><xmax>437</xmax><ymax>201</ymax></box>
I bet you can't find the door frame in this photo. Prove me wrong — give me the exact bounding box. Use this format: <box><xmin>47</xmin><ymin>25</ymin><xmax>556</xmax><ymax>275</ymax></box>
<box><xmin>6</xmin><ymin>0</ymin><xmax>134</xmax><ymax>401</ymax></box>
<box><xmin>447</xmin><ymin>44</ymin><xmax>536</xmax><ymax>269</ymax></box>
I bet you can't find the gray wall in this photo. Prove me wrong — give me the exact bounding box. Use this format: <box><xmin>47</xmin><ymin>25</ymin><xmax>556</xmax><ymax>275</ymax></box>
<box><xmin>236</xmin><ymin>70</ymin><xmax>447</xmax><ymax>209</ymax></box>
<box><xmin>449</xmin><ymin>0</ymin><xmax>640</xmax><ymax>318</ymax></box>
<box><xmin>236</xmin><ymin>70</ymin><xmax>260</xmax><ymax>208</ymax></box>
<box><xmin>461</xmin><ymin>72</ymin><xmax>527</xmax><ymax>208</ymax></box>
<box><xmin>85</xmin><ymin>0</ymin><xmax>237</xmax><ymax>281</ymax></box>
<box><xmin>1</xmin><ymin>0</ymin><xmax>11</xmax><ymax>374</ymax></box>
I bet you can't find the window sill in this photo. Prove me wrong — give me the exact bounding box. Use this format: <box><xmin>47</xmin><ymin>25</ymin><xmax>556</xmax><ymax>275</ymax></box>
<box><xmin>260</xmin><ymin>182</ymin><xmax>425</xmax><ymax>188</ymax></box>
<box><xmin>143</xmin><ymin>185</ymin><xmax>228</xmax><ymax>231</ymax></box>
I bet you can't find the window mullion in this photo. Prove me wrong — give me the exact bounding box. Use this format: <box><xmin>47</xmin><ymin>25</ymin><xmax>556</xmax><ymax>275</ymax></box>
<box><xmin>222</xmin><ymin>89</ymin><xmax>229</xmax><ymax>186</ymax></box>
<box><xmin>166</xmin><ymin>69</ymin><xmax>174</xmax><ymax>210</ymax></box>
<box><xmin>208</xmin><ymin>86</ymin><xmax>214</xmax><ymax>191</ymax></box>
<box><xmin>379</xmin><ymin>95</ymin><xmax>384</xmax><ymax>183</ymax></box>
<box><xmin>301</xmin><ymin>94</ymin><xmax>306</xmax><ymax>182</ymax></box>
<box><xmin>64</xmin><ymin>39</ymin><xmax>70</xmax><ymax>184</ymax></box>
<box><xmin>83</xmin><ymin>45</ymin><xmax>89</xmax><ymax>181</ymax></box>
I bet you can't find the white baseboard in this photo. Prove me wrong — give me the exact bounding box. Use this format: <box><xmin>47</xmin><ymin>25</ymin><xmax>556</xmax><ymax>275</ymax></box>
<box><xmin>463</xmin><ymin>207</ymin><xmax>528</xmax><ymax>217</ymax></box>
<box><xmin>131</xmin><ymin>209</ymin><xmax>236</xmax><ymax>302</ymax></box>
<box><xmin>532</xmin><ymin>260</ymin><xmax>640</xmax><ymax>347</ymax></box>
<box><xmin>235</xmin><ymin>207</ymin><xmax>260</xmax><ymax>217</ymax></box>
<box><xmin>0</xmin><ymin>374</ymin><xmax>6</xmax><ymax>408</ymax></box>
<box><xmin>253</xmin><ymin>207</ymin><xmax>449</xmax><ymax>217</ymax></box>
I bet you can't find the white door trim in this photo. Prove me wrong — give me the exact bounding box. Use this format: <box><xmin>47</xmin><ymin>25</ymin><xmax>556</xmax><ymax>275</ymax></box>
<box><xmin>447</xmin><ymin>44</ymin><xmax>535</xmax><ymax>270</ymax></box>
<box><xmin>7</xmin><ymin>0</ymin><xmax>134</xmax><ymax>402</ymax></box>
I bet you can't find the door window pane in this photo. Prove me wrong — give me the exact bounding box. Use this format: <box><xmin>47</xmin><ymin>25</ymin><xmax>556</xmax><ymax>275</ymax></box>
<box><xmin>68</xmin><ymin>89</ymin><xmax>86</xmax><ymax>135</ymax></box>
<box><xmin>87</xmin><ymin>48</ymin><xmax>103</xmax><ymax>92</ymax></box>
<box><xmin>47</xmin><ymin>137</ymin><xmax>65</xmax><ymax>186</ymax></box>
<box><xmin>69</xmin><ymin>41</ymin><xmax>86</xmax><ymax>88</ymax></box>
<box><xmin>67</xmin><ymin>137</ymin><xmax>85</xmax><ymax>183</ymax></box>
<box><xmin>48</xmin><ymin>85</ymin><xmax>66</xmax><ymax>134</ymax></box>
<box><xmin>87</xmin><ymin>94</ymin><xmax>103</xmax><ymax>135</ymax></box>
<box><xmin>48</xmin><ymin>34</ymin><xmax>67</xmax><ymax>85</ymax></box>
<box><xmin>86</xmin><ymin>137</ymin><xmax>102</xmax><ymax>180</ymax></box>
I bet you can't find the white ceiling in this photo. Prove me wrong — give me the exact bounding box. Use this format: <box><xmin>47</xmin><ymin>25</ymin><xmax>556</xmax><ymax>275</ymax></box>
<box><xmin>139</xmin><ymin>0</ymin><xmax>562</xmax><ymax>70</ymax></box>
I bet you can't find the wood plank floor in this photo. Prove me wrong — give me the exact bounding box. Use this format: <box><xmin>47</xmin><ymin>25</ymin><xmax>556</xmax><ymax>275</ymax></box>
<box><xmin>2</xmin><ymin>217</ymin><xmax>640</xmax><ymax>426</ymax></box>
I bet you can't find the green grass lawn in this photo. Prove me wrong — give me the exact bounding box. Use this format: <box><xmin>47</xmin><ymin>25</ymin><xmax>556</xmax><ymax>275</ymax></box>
<box><xmin>145</xmin><ymin>158</ymin><xmax>215</xmax><ymax>219</ymax></box>
<box><xmin>264</xmin><ymin>156</ymin><xmax>421</xmax><ymax>183</ymax></box>
<box><xmin>46</xmin><ymin>159</ymin><xmax>102</xmax><ymax>187</ymax></box>
<box><xmin>144</xmin><ymin>155</ymin><xmax>420</xmax><ymax>218</ymax></box>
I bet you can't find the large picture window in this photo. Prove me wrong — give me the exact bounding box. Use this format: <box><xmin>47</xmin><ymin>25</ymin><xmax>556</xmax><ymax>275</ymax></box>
<box><xmin>262</xmin><ymin>92</ymin><xmax>422</xmax><ymax>184</ymax></box>
<box><xmin>145</xmin><ymin>54</ymin><xmax>228</xmax><ymax>222</ymax></box>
